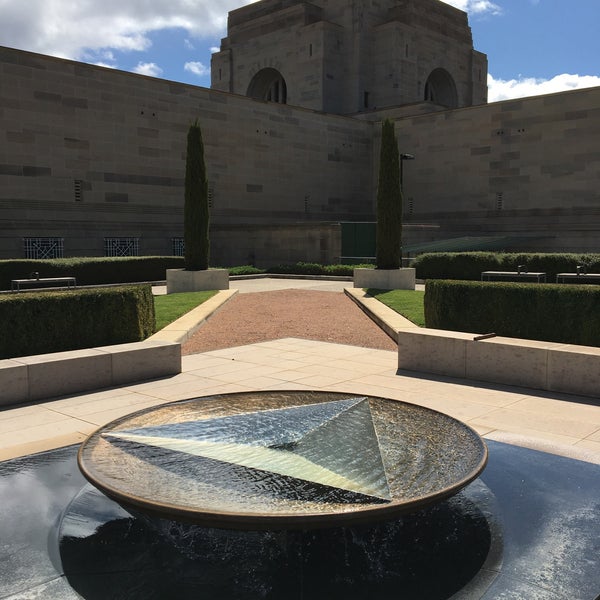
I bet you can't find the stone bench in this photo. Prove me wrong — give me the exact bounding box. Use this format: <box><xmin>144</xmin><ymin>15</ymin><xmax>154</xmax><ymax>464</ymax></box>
<box><xmin>0</xmin><ymin>340</ymin><xmax>181</xmax><ymax>407</ymax></box>
<box><xmin>397</xmin><ymin>328</ymin><xmax>600</xmax><ymax>399</ymax></box>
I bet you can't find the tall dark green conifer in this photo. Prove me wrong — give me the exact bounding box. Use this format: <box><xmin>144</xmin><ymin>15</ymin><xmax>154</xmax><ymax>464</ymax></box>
<box><xmin>184</xmin><ymin>120</ymin><xmax>209</xmax><ymax>271</ymax></box>
<box><xmin>376</xmin><ymin>119</ymin><xmax>402</xmax><ymax>270</ymax></box>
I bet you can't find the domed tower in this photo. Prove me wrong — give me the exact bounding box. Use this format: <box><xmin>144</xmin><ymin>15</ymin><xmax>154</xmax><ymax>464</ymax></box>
<box><xmin>211</xmin><ymin>0</ymin><xmax>488</xmax><ymax>115</ymax></box>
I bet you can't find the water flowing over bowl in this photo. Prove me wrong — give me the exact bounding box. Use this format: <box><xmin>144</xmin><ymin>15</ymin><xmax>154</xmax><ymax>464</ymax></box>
<box><xmin>78</xmin><ymin>391</ymin><xmax>488</xmax><ymax>529</ymax></box>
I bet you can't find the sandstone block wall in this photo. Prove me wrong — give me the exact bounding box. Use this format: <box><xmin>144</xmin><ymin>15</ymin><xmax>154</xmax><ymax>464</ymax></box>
<box><xmin>0</xmin><ymin>46</ymin><xmax>373</xmax><ymax>263</ymax></box>
<box><xmin>398</xmin><ymin>86</ymin><xmax>600</xmax><ymax>252</ymax></box>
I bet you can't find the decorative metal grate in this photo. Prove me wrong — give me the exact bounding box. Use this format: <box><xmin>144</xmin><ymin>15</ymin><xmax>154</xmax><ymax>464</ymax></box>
<box><xmin>23</xmin><ymin>237</ymin><xmax>64</xmax><ymax>259</ymax></box>
<box><xmin>74</xmin><ymin>179</ymin><xmax>83</xmax><ymax>201</ymax></box>
<box><xmin>208</xmin><ymin>182</ymin><xmax>214</xmax><ymax>209</ymax></box>
<box><xmin>172</xmin><ymin>237</ymin><xmax>185</xmax><ymax>257</ymax></box>
<box><xmin>104</xmin><ymin>237</ymin><xmax>139</xmax><ymax>257</ymax></box>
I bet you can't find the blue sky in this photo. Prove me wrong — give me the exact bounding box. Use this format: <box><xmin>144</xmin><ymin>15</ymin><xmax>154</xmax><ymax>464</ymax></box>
<box><xmin>0</xmin><ymin>0</ymin><xmax>598</xmax><ymax>103</ymax></box>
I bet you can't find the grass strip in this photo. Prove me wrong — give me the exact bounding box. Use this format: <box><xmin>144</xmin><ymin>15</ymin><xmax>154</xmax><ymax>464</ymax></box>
<box><xmin>154</xmin><ymin>290</ymin><xmax>217</xmax><ymax>332</ymax></box>
<box><xmin>367</xmin><ymin>288</ymin><xmax>425</xmax><ymax>327</ymax></box>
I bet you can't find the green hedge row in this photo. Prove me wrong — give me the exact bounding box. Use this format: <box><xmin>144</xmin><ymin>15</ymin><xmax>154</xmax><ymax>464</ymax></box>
<box><xmin>0</xmin><ymin>256</ymin><xmax>185</xmax><ymax>291</ymax></box>
<box><xmin>0</xmin><ymin>285</ymin><xmax>155</xmax><ymax>359</ymax></box>
<box><xmin>267</xmin><ymin>262</ymin><xmax>374</xmax><ymax>276</ymax></box>
<box><xmin>424</xmin><ymin>279</ymin><xmax>600</xmax><ymax>346</ymax></box>
<box><xmin>413</xmin><ymin>252</ymin><xmax>600</xmax><ymax>282</ymax></box>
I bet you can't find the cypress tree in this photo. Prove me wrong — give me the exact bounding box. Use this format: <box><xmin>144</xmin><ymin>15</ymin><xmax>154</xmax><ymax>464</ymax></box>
<box><xmin>376</xmin><ymin>119</ymin><xmax>402</xmax><ymax>270</ymax></box>
<box><xmin>184</xmin><ymin>120</ymin><xmax>209</xmax><ymax>271</ymax></box>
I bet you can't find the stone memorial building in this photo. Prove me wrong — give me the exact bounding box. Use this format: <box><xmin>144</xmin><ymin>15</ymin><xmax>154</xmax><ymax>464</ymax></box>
<box><xmin>0</xmin><ymin>0</ymin><xmax>598</xmax><ymax>265</ymax></box>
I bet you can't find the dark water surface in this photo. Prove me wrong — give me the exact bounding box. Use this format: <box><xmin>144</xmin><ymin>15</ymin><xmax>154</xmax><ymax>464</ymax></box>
<box><xmin>0</xmin><ymin>441</ymin><xmax>598</xmax><ymax>599</ymax></box>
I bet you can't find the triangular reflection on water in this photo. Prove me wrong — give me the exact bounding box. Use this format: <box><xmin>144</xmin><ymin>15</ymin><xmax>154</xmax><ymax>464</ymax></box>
<box><xmin>103</xmin><ymin>397</ymin><xmax>391</xmax><ymax>502</ymax></box>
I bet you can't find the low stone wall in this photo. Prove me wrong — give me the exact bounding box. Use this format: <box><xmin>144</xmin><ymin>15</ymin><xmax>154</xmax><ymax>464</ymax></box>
<box><xmin>353</xmin><ymin>268</ymin><xmax>416</xmax><ymax>290</ymax></box>
<box><xmin>0</xmin><ymin>340</ymin><xmax>181</xmax><ymax>407</ymax></box>
<box><xmin>397</xmin><ymin>329</ymin><xmax>600</xmax><ymax>399</ymax></box>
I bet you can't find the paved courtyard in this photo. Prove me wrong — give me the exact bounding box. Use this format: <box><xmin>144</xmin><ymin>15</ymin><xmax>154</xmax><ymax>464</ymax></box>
<box><xmin>1</xmin><ymin>278</ymin><xmax>599</xmax><ymax>465</ymax></box>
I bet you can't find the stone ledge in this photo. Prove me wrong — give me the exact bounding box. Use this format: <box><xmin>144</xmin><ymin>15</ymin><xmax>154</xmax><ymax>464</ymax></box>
<box><xmin>344</xmin><ymin>287</ymin><xmax>419</xmax><ymax>342</ymax></box>
<box><xmin>353</xmin><ymin>267</ymin><xmax>416</xmax><ymax>290</ymax></box>
<box><xmin>397</xmin><ymin>328</ymin><xmax>600</xmax><ymax>399</ymax></box>
<box><xmin>0</xmin><ymin>340</ymin><xmax>181</xmax><ymax>407</ymax></box>
<box><xmin>0</xmin><ymin>289</ymin><xmax>237</xmax><ymax>408</ymax></box>
<box><xmin>148</xmin><ymin>289</ymin><xmax>238</xmax><ymax>344</ymax></box>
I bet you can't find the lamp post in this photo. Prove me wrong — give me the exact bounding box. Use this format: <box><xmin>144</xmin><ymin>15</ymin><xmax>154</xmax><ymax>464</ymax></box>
<box><xmin>400</xmin><ymin>153</ymin><xmax>415</xmax><ymax>192</ymax></box>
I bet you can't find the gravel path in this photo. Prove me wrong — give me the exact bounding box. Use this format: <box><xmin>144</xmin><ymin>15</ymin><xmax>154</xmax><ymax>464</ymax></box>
<box><xmin>182</xmin><ymin>289</ymin><xmax>397</xmax><ymax>354</ymax></box>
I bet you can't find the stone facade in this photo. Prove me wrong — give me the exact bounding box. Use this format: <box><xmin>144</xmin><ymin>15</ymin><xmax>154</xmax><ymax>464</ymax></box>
<box><xmin>0</xmin><ymin>45</ymin><xmax>372</xmax><ymax>263</ymax></box>
<box><xmin>398</xmin><ymin>86</ymin><xmax>600</xmax><ymax>252</ymax></box>
<box><xmin>0</xmin><ymin>0</ymin><xmax>599</xmax><ymax>264</ymax></box>
<box><xmin>211</xmin><ymin>0</ymin><xmax>488</xmax><ymax>114</ymax></box>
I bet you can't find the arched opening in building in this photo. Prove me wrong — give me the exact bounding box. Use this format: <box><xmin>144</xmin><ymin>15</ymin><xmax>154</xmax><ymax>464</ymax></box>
<box><xmin>423</xmin><ymin>68</ymin><xmax>458</xmax><ymax>108</ymax></box>
<box><xmin>247</xmin><ymin>68</ymin><xmax>287</xmax><ymax>104</ymax></box>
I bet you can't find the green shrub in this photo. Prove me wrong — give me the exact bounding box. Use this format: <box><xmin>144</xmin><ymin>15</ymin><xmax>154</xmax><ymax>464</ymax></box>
<box><xmin>376</xmin><ymin>119</ymin><xmax>402</xmax><ymax>269</ymax></box>
<box><xmin>267</xmin><ymin>262</ymin><xmax>374</xmax><ymax>276</ymax></box>
<box><xmin>0</xmin><ymin>285</ymin><xmax>155</xmax><ymax>359</ymax></box>
<box><xmin>0</xmin><ymin>256</ymin><xmax>184</xmax><ymax>291</ymax></box>
<box><xmin>226</xmin><ymin>265</ymin><xmax>266</xmax><ymax>276</ymax></box>
<box><xmin>413</xmin><ymin>252</ymin><xmax>600</xmax><ymax>282</ymax></box>
<box><xmin>184</xmin><ymin>120</ymin><xmax>210</xmax><ymax>271</ymax></box>
<box><xmin>424</xmin><ymin>279</ymin><xmax>600</xmax><ymax>346</ymax></box>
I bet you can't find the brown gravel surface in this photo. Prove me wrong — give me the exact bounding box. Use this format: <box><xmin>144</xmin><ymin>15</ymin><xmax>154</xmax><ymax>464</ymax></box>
<box><xmin>182</xmin><ymin>289</ymin><xmax>397</xmax><ymax>354</ymax></box>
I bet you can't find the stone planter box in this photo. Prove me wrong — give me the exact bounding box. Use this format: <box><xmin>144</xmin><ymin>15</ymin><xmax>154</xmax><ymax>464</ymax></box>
<box><xmin>353</xmin><ymin>268</ymin><xmax>415</xmax><ymax>290</ymax></box>
<box><xmin>0</xmin><ymin>340</ymin><xmax>181</xmax><ymax>406</ymax></box>
<box><xmin>166</xmin><ymin>269</ymin><xmax>229</xmax><ymax>293</ymax></box>
<box><xmin>397</xmin><ymin>328</ymin><xmax>600</xmax><ymax>399</ymax></box>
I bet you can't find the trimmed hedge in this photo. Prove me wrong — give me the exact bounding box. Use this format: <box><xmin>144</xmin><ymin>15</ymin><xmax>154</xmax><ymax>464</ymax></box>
<box><xmin>413</xmin><ymin>252</ymin><xmax>600</xmax><ymax>282</ymax></box>
<box><xmin>267</xmin><ymin>262</ymin><xmax>374</xmax><ymax>276</ymax></box>
<box><xmin>424</xmin><ymin>279</ymin><xmax>600</xmax><ymax>346</ymax></box>
<box><xmin>0</xmin><ymin>256</ymin><xmax>185</xmax><ymax>291</ymax></box>
<box><xmin>0</xmin><ymin>285</ymin><xmax>155</xmax><ymax>359</ymax></box>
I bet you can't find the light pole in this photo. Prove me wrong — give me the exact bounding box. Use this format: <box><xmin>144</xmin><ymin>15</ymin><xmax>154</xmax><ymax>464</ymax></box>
<box><xmin>400</xmin><ymin>153</ymin><xmax>415</xmax><ymax>192</ymax></box>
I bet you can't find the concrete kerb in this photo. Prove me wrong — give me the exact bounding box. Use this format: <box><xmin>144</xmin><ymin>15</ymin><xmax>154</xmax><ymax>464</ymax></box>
<box><xmin>343</xmin><ymin>287</ymin><xmax>419</xmax><ymax>342</ymax></box>
<box><xmin>148</xmin><ymin>289</ymin><xmax>239</xmax><ymax>344</ymax></box>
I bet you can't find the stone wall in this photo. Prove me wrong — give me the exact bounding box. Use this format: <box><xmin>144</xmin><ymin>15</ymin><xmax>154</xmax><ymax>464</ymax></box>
<box><xmin>1</xmin><ymin>43</ymin><xmax>599</xmax><ymax>262</ymax></box>
<box><xmin>211</xmin><ymin>223</ymin><xmax>342</xmax><ymax>268</ymax></box>
<box><xmin>398</xmin><ymin>86</ymin><xmax>600</xmax><ymax>251</ymax></box>
<box><xmin>0</xmin><ymin>46</ymin><xmax>373</xmax><ymax>263</ymax></box>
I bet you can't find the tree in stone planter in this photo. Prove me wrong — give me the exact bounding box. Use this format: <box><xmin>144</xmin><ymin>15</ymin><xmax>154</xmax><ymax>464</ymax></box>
<box><xmin>375</xmin><ymin>119</ymin><xmax>402</xmax><ymax>270</ymax></box>
<box><xmin>184</xmin><ymin>119</ymin><xmax>209</xmax><ymax>271</ymax></box>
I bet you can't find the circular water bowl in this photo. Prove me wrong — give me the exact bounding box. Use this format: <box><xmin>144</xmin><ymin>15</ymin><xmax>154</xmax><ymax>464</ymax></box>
<box><xmin>78</xmin><ymin>391</ymin><xmax>488</xmax><ymax>530</ymax></box>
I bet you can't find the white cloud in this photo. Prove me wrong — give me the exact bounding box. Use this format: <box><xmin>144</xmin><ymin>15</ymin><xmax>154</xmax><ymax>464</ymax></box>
<box><xmin>488</xmin><ymin>73</ymin><xmax>600</xmax><ymax>102</ymax></box>
<box><xmin>0</xmin><ymin>0</ymin><xmax>505</xmax><ymax>65</ymax></box>
<box><xmin>133</xmin><ymin>62</ymin><xmax>164</xmax><ymax>77</ymax></box>
<box><xmin>184</xmin><ymin>61</ymin><xmax>210</xmax><ymax>77</ymax></box>
<box><xmin>0</xmin><ymin>0</ymin><xmax>254</xmax><ymax>61</ymax></box>
<box><xmin>93</xmin><ymin>62</ymin><xmax>118</xmax><ymax>70</ymax></box>
<box><xmin>442</xmin><ymin>0</ymin><xmax>502</xmax><ymax>16</ymax></box>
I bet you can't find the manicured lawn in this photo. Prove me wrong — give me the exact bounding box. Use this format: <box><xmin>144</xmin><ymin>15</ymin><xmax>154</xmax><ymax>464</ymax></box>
<box><xmin>367</xmin><ymin>288</ymin><xmax>425</xmax><ymax>327</ymax></box>
<box><xmin>154</xmin><ymin>290</ymin><xmax>217</xmax><ymax>331</ymax></box>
